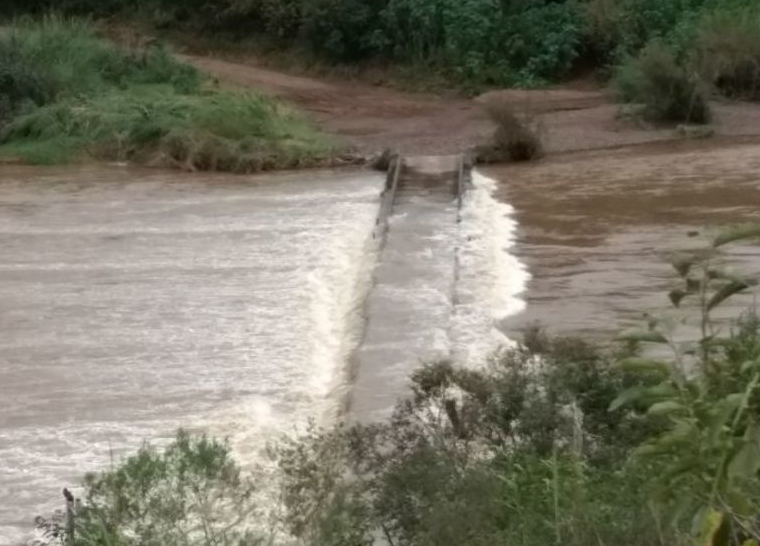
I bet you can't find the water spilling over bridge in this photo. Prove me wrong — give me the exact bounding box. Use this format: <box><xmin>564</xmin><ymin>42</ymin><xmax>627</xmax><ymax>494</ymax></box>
<box><xmin>350</xmin><ymin>155</ymin><xmax>527</xmax><ymax>422</ymax></box>
<box><xmin>349</xmin><ymin>155</ymin><xmax>467</xmax><ymax>421</ymax></box>
<box><xmin>0</xmin><ymin>164</ymin><xmax>527</xmax><ymax>542</ymax></box>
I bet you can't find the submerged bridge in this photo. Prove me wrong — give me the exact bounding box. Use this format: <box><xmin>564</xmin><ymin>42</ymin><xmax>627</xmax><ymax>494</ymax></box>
<box><xmin>350</xmin><ymin>154</ymin><xmax>473</xmax><ymax>422</ymax></box>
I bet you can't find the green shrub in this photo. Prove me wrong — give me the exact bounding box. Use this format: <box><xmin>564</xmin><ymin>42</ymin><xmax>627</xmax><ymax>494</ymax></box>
<box><xmin>275</xmin><ymin>333</ymin><xmax>660</xmax><ymax>546</ymax></box>
<box><xmin>497</xmin><ymin>1</ymin><xmax>583</xmax><ymax>86</ymax></box>
<box><xmin>37</xmin><ymin>431</ymin><xmax>265</xmax><ymax>546</ymax></box>
<box><xmin>614</xmin><ymin>41</ymin><xmax>711</xmax><ymax>123</ymax></box>
<box><xmin>299</xmin><ymin>0</ymin><xmax>387</xmax><ymax>61</ymax></box>
<box><xmin>611</xmin><ymin>225</ymin><xmax>760</xmax><ymax>546</ymax></box>
<box><xmin>378</xmin><ymin>0</ymin><xmax>583</xmax><ymax>86</ymax></box>
<box><xmin>258</xmin><ymin>0</ymin><xmax>302</xmax><ymax>40</ymax></box>
<box><xmin>0</xmin><ymin>16</ymin><xmax>200</xmax><ymax>98</ymax></box>
<box><xmin>0</xmin><ymin>39</ymin><xmax>57</xmax><ymax>122</ymax></box>
<box><xmin>691</xmin><ymin>7</ymin><xmax>760</xmax><ymax>99</ymax></box>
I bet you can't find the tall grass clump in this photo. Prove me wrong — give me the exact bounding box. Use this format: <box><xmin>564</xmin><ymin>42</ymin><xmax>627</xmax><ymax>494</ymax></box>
<box><xmin>1</xmin><ymin>16</ymin><xmax>200</xmax><ymax>98</ymax></box>
<box><xmin>1</xmin><ymin>86</ymin><xmax>332</xmax><ymax>169</ymax></box>
<box><xmin>0</xmin><ymin>17</ymin><xmax>333</xmax><ymax>170</ymax></box>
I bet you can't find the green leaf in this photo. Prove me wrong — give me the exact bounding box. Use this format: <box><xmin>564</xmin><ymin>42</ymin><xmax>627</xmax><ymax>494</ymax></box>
<box><xmin>632</xmin><ymin>443</ymin><xmax>664</xmax><ymax>457</ymax></box>
<box><xmin>609</xmin><ymin>386</ymin><xmax>648</xmax><ymax>412</ymax></box>
<box><xmin>707</xmin><ymin>395</ymin><xmax>744</xmax><ymax>440</ymax></box>
<box><xmin>617</xmin><ymin>328</ymin><xmax>668</xmax><ymax>344</ymax></box>
<box><xmin>694</xmin><ymin>507</ymin><xmax>723</xmax><ymax>546</ymax></box>
<box><xmin>712</xmin><ymin>224</ymin><xmax>760</xmax><ymax>248</ymax></box>
<box><xmin>728</xmin><ymin>423</ymin><xmax>760</xmax><ymax>480</ymax></box>
<box><xmin>741</xmin><ymin>359</ymin><xmax>760</xmax><ymax>373</ymax></box>
<box><xmin>724</xmin><ymin>393</ymin><xmax>745</xmax><ymax>408</ymax></box>
<box><xmin>659</xmin><ymin>418</ymin><xmax>698</xmax><ymax>446</ymax></box>
<box><xmin>617</xmin><ymin>357</ymin><xmax>671</xmax><ymax>376</ymax></box>
<box><xmin>647</xmin><ymin>400</ymin><xmax>686</xmax><ymax>416</ymax></box>
<box><xmin>609</xmin><ymin>383</ymin><xmax>677</xmax><ymax>411</ymax></box>
<box><xmin>707</xmin><ymin>279</ymin><xmax>758</xmax><ymax>311</ymax></box>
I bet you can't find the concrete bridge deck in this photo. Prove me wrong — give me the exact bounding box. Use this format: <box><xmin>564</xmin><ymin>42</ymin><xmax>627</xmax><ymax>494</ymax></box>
<box><xmin>350</xmin><ymin>154</ymin><xmax>471</xmax><ymax>422</ymax></box>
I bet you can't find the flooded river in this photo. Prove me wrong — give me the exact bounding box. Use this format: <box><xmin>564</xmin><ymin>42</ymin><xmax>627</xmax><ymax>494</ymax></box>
<box><xmin>490</xmin><ymin>140</ymin><xmax>760</xmax><ymax>339</ymax></box>
<box><xmin>1</xmin><ymin>139</ymin><xmax>760</xmax><ymax>543</ymax></box>
<box><xmin>0</xmin><ymin>166</ymin><xmax>383</xmax><ymax>543</ymax></box>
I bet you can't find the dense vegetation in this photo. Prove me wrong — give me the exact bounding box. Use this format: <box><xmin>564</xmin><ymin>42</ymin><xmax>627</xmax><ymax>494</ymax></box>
<box><xmin>0</xmin><ymin>18</ymin><xmax>331</xmax><ymax>169</ymax></box>
<box><xmin>1</xmin><ymin>0</ymin><xmax>758</xmax><ymax>165</ymax></box>
<box><xmin>38</xmin><ymin>226</ymin><xmax>760</xmax><ymax>546</ymax></box>
<box><xmin>3</xmin><ymin>0</ymin><xmax>760</xmax><ymax>120</ymax></box>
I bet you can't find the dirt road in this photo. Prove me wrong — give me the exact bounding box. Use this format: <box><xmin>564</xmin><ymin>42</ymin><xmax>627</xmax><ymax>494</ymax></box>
<box><xmin>182</xmin><ymin>54</ymin><xmax>760</xmax><ymax>156</ymax></box>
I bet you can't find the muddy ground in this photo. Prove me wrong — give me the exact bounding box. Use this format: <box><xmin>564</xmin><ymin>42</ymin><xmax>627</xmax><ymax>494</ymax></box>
<box><xmin>180</xmin><ymin>53</ymin><xmax>760</xmax><ymax>157</ymax></box>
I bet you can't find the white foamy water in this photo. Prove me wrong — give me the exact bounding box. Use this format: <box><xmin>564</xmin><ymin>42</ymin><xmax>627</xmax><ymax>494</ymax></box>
<box><xmin>451</xmin><ymin>171</ymin><xmax>530</xmax><ymax>365</ymax></box>
<box><xmin>351</xmin><ymin>169</ymin><xmax>530</xmax><ymax>421</ymax></box>
<box><xmin>0</xmin><ymin>167</ymin><xmax>382</xmax><ymax>544</ymax></box>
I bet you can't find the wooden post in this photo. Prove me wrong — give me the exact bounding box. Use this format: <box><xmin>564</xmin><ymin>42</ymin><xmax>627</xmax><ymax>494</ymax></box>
<box><xmin>63</xmin><ymin>488</ymin><xmax>75</xmax><ymax>546</ymax></box>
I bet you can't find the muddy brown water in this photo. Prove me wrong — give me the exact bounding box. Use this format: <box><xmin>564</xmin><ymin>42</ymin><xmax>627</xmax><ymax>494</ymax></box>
<box><xmin>0</xmin><ymin>165</ymin><xmax>383</xmax><ymax>544</ymax></box>
<box><xmin>488</xmin><ymin>140</ymin><xmax>760</xmax><ymax>339</ymax></box>
<box><xmin>1</xmin><ymin>140</ymin><xmax>760</xmax><ymax>544</ymax></box>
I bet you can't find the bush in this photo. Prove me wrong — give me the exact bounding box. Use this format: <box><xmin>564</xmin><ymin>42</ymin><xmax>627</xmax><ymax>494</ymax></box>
<box><xmin>275</xmin><ymin>334</ymin><xmax>661</xmax><ymax>546</ymax></box>
<box><xmin>496</xmin><ymin>2</ymin><xmax>583</xmax><ymax>86</ymax></box>
<box><xmin>299</xmin><ymin>0</ymin><xmax>387</xmax><ymax>61</ymax></box>
<box><xmin>614</xmin><ymin>41</ymin><xmax>711</xmax><ymax>123</ymax></box>
<box><xmin>691</xmin><ymin>6</ymin><xmax>760</xmax><ymax>100</ymax></box>
<box><xmin>0</xmin><ymin>39</ymin><xmax>57</xmax><ymax>123</ymax></box>
<box><xmin>37</xmin><ymin>431</ymin><xmax>265</xmax><ymax>546</ymax></box>
<box><xmin>0</xmin><ymin>16</ymin><xmax>200</xmax><ymax>98</ymax></box>
<box><xmin>610</xmin><ymin>225</ymin><xmax>760</xmax><ymax>546</ymax></box>
<box><xmin>476</xmin><ymin>101</ymin><xmax>544</xmax><ymax>163</ymax></box>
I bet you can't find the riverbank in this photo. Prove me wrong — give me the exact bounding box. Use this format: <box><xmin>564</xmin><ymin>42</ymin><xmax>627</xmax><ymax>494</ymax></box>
<box><xmin>0</xmin><ymin>18</ymin><xmax>337</xmax><ymax>172</ymax></box>
<box><xmin>180</xmin><ymin>51</ymin><xmax>760</xmax><ymax>156</ymax></box>
<box><xmin>4</xmin><ymin>17</ymin><xmax>760</xmax><ymax>172</ymax></box>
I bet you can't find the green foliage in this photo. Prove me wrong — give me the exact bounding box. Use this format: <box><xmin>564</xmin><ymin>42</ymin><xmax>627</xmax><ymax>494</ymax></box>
<box><xmin>299</xmin><ymin>0</ymin><xmax>387</xmax><ymax>61</ymax></box>
<box><xmin>276</xmin><ymin>336</ymin><xmax>661</xmax><ymax>546</ymax></box>
<box><xmin>690</xmin><ymin>5</ymin><xmax>760</xmax><ymax>100</ymax></box>
<box><xmin>0</xmin><ymin>16</ymin><xmax>200</xmax><ymax>98</ymax></box>
<box><xmin>614</xmin><ymin>41</ymin><xmax>712</xmax><ymax>123</ymax></box>
<box><xmin>2</xmin><ymin>0</ymin><xmax>585</xmax><ymax>87</ymax></box>
<box><xmin>0</xmin><ymin>86</ymin><xmax>332</xmax><ymax>170</ymax></box>
<box><xmin>38</xmin><ymin>431</ymin><xmax>264</xmax><ymax>546</ymax></box>
<box><xmin>496</xmin><ymin>1</ymin><xmax>583</xmax><ymax>86</ymax></box>
<box><xmin>0</xmin><ymin>39</ymin><xmax>56</xmax><ymax>122</ymax></box>
<box><xmin>5</xmin><ymin>0</ymin><xmax>760</xmax><ymax>95</ymax></box>
<box><xmin>0</xmin><ymin>18</ymin><xmax>332</xmax><ymax>170</ymax></box>
<box><xmin>611</xmin><ymin>225</ymin><xmax>760</xmax><ymax>545</ymax></box>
